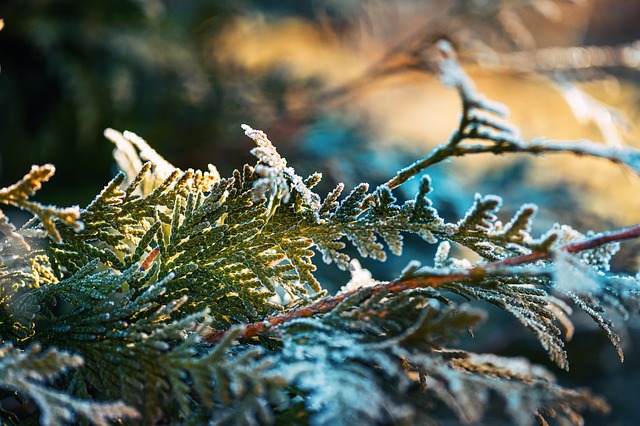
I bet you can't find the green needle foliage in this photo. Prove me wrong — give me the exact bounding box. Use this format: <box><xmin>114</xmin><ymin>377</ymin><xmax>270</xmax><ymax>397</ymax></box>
<box><xmin>2</xmin><ymin>40</ymin><xmax>640</xmax><ymax>425</ymax></box>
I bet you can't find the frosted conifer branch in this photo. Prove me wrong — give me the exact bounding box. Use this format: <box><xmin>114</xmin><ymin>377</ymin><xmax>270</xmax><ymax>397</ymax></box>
<box><xmin>242</xmin><ymin>124</ymin><xmax>321</xmax><ymax>210</ymax></box>
<box><xmin>0</xmin><ymin>165</ymin><xmax>83</xmax><ymax>247</ymax></box>
<box><xmin>203</xmin><ymin>223</ymin><xmax>640</xmax><ymax>363</ymax></box>
<box><xmin>385</xmin><ymin>41</ymin><xmax>640</xmax><ymax>190</ymax></box>
<box><xmin>0</xmin><ymin>343</ymin><xmax>139</xmax><ymax>425</ymax></box>
<box><xmin>6</xmin><ymin>4</ymin><xmax>640</xmax><ymax>422</ymax></box>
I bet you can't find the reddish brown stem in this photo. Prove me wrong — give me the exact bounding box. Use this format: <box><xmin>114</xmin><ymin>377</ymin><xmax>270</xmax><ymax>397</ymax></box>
<box><xmin>202</xmin><ymin>224</ymin><xmax>640</xmax><ymax>344</ymax></box>
<box><xmin>565</xmin><ymin>225</ymin><xmax>640</xmax><ymax>252</ymax></box>
<box><xmin>202</xmin><ymin>273</ymin><xmax>470</xmax><ymax>344</ymax></box>
<box><xmin>138</xmin><ymin>247</ymin><xmax>160</xmax><ymax>272</ymax></box>
<box><xmin>492</xmin><ymin>224</ymin><xmax>640</xmax><ymax>268</ymax></box>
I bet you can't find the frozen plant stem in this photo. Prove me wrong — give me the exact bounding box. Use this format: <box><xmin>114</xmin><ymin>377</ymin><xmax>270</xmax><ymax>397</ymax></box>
<box><xmin>385</xmin><ymin>40</ymin><xmax>640</xmax><ymax>190</ymax></box>
<box><xmin>203</xmin><ymin>223</ymin><xmax>640</xmax><ymax>344</ymax></box>
<box><xmin>386</xmin><ymin>138</ymin><xmax>640</xmax><ymax>190</ymax></box>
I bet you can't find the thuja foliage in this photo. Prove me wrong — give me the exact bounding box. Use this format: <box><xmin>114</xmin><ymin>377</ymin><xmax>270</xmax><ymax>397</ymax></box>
<box><xmin>2</xmin><ymin>41</ymin><xmax>640</xmax><ymax>425</ymax></box>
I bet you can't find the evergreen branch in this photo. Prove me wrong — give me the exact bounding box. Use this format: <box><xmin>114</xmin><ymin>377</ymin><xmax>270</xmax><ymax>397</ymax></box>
<box><xmin>203</xmin><ymin>223</ymin><xmax>640</xmax><ymax>344</ymax></box>
<box><xmin>384</xmin><ymin>41</ymin><xmax>640</xmax><ymax>191</ymax></box>
<box><xmin>0</xmin><ymin>343</ymin><xmax>139</xmax><ymax>425</ymax></box>
<box><xmin>200</xmin><ymin>273</ymin><xmax>475</xmax><ymax>345</ymax></box>
<box><xmin>269</xmin><ymin>295</ymin><xmax>606</xmax><ymax>426</ymax></box>
<box><xmin>6</xmin><ymin>7</ymin><xmax>640</xmax><ymax>423</ymax></box>
<box><xmin>0</xmin><ymin>165</ymin><xmax>83</xmax><ymax>246</ymax></box>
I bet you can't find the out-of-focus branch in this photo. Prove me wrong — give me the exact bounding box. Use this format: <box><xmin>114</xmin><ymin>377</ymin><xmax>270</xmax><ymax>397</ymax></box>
<box><xmin>384</xmin><ymin>40</ymin><xmax>640</xmax><ymax>191</ymax></box>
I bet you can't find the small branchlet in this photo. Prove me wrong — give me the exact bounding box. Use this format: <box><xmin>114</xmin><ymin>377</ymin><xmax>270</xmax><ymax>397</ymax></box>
<box><xmin>385</xmin><ymin>41</ymin><xmax>640</xmax><ymax>191</ymax></box>
<box><xmin>242</xmin><ymin>124</ymin><xmax>321</xmax><ymax>212</ymax></box>
<box><xmin>437</xmin><ymin>40</ymin><xmax>520</xmax><ymax>148</ymax></box>
<box><xmin>0</xmin><ymin>165</ymin><xmax>83</xmax><ymax>247</ymax></box>
<box><xmin>0</xmin><ymin>343</ymin><xmax>140</xmax><ymax>426</ymax></box>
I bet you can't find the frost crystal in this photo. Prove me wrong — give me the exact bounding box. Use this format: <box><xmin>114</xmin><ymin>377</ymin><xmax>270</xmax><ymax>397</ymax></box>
<box><xmin>339</xmin><ymin>259</ymin><xmax>379</xmax><ymax>294</ymax></box>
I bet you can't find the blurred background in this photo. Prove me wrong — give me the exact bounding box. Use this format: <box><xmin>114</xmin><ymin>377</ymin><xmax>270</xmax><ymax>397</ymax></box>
<box><xmin>2</xmin><ymin>0</ymin><xmax>640</xmax><ymax>424</ymax></box>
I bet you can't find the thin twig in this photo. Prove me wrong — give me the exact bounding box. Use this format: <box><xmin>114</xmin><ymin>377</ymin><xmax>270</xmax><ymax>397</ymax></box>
<box><xmin>384</xmin><ymin>41</ymin><xmax>640</xmax><ymax>191</ymax></box>
<box><xmin>385</xmin><ymin>138</ymin><xmax>640</xmax><ymax>190</ymax></box>
<box><xmin>565</xmin><ymin>225</ymin><xmax>640</xmax><ymax>253</ymax></box>
<box><xmin>202</xmin><ymin>224</ymin><xmax>640</xmax><ymax>344</ymax></box>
